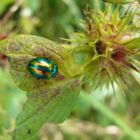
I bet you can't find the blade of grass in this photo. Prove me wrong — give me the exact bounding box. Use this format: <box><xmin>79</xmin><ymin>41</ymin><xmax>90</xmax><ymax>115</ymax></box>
<box><xmin>81</xmin><ymin>93</ymin><xmax>140</xmax><ymax>140</ymax></box>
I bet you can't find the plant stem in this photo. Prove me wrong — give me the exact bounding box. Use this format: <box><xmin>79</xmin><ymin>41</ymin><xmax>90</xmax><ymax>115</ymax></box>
<box><xmin>81</xmin><ymin>93</ymin><xmax>140</xmax><ymax>140</ymax></box>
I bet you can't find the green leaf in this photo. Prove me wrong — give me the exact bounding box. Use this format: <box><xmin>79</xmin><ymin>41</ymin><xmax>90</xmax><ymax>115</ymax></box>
<box><xmin>13</xmin><ymin>79</ymin><xmax>80</xmax><ymax>140</ymax></box>
<box><xmin>123</xmin><ymin>37</ymin><xmax>140</xmax><ymax>49</ymax></box>
<box><xmin>0</xmin><ymin>35</ymin><xmax>81</xmax><ymax>93</ymax></box>
<box><xmin>0</xmin><ymin>35</ymin><xmax>82</xmax><ymax>140</ymax></box>
<box><xmin>103</xmin><ymin>0</ymin><xmax>136</xmax><ymax>4</ymax></box>
<box><xmin>0</xmin><ymin>0</ymin><xmax>15</xmax><ymax>16</ymax></box>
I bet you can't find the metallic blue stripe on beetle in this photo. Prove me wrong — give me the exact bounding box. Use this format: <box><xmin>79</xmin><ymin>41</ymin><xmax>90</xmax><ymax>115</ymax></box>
<box><xmin>28</xmin><ymin>57</ymin><xmax>58</xmax><ymax>79</ymax></box>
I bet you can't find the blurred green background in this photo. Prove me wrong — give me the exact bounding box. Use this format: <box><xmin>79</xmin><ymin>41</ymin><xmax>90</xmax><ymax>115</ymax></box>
<box><xmin>0</xmin><ymin>0</ymin><xmax>140</xmax><ymax>140</ymax></box>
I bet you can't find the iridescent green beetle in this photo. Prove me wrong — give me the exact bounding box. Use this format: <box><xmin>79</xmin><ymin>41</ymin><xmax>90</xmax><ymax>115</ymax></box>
<box><xmin>28</xmin><ymin>57</ymin><xmax>58</xmax><ymax>79</ymax></box>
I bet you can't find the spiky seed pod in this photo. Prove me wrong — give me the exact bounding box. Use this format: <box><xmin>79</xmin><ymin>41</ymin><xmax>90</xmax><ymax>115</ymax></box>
<box><xmin>69</xmin><ymin>4</ymin><xmax>140</xmax><ymax>94</ymax></box>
